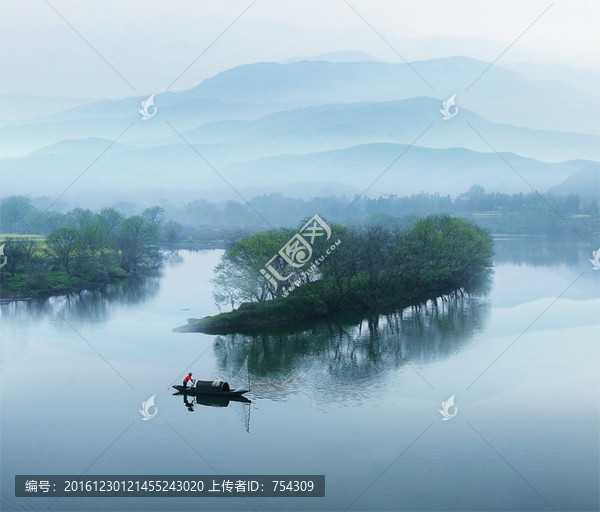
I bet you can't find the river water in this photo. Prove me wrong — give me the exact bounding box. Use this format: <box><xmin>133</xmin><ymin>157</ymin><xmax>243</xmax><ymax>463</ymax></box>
<box><xmin>1</xmin><ymin>237</ymin><xmax>598</xmax><ymax>511</ymax></box>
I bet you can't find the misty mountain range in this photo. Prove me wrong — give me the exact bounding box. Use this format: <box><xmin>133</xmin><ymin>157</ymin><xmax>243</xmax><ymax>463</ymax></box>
<box><xmin>0</xmin><ymin>55</ymin><xmax>598</xmax><ymax>208</ymax></box>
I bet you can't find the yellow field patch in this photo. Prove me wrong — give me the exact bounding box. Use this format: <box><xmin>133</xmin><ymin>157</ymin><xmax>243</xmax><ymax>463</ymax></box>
<box><xmin>0</xmin><ymin>234</ymin><xmax>45</xmax><ymax>242</ymax></box>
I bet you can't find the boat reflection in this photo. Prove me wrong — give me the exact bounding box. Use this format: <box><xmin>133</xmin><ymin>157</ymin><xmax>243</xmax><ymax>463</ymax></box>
<box><xmin>173</xmin><ymin>391</ymin><xmax>251</xmax><ymax>409</ymax></box>
<box><xmin>172</xmin><ymin>392</ymin><xmax>252</xmax><ymax>432</ymax></box>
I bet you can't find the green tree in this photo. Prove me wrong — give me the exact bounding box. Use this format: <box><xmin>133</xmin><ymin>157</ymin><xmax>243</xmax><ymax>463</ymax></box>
<box><xmin>316</xmin><ymin>224</ymin><xmax>360</xmax><ymax>305</ymax></box>
<box><xmin>1</xmin><ymin>237</ymin><xmax>37</xmax><ymax>276</ymax></box>
<box><xmin>98</xmin><ymin>207</ymin><xmax>124</xmax><ymax>242</ymax></box>
<box><xmin>400</xmin><ymin>215</ymin><xmax>493</xmax><ymax>295</ymax></box>
<box><xmin>117</xmin><ymin>216</ymin><xmax>159</xmax><ymax>273</ymax></box>
<box><xmin>356</xmin><ymin>225</ymin><xmax>395</xmax><ymax>303</ymax></box>
<box><xmin>36</xmin><ymin>211</ymin><xmax>67</xmax><ymax>235</ymax></box>
<box><xmin>70</xmin><ymin>208</ymin><xmax>95</xmax><ymax>229</ymax></box>
<box><xmin>0</xmin><ymin>196</ymin><xmax>36</xmax><ymax>233</ymax></box>
<box><xmin>142</xmin><ymin>206</ymin><xmax>165</xmax><ymax>226</ymax></box>
<box><xmin>45</xmin><ymin>227</ymin><xmax>80</xmax><ymax>275</ymax></box>
<box><xmin>161</xmin><ymin>220</ymin><xmax>183</xmax><ymax>244</ymax></box>
<box><xmin>209</xmin><ymin>215</ymin><xmax>494</xmax><ymax>314</ymax></box>
<box><xmin>212</xmin><ymin>228</ymin><xmax>296</xmax><ymax>308</ymax></box>
<box><xmin>74</xmin><ymin>221</ymin><xmax>109</xmax><ymax>275</ymax></box>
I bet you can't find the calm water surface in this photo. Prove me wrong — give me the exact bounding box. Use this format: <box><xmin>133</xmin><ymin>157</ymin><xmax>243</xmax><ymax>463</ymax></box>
<box><xmin>1</xmin><ymin>238</ymin><xmax>598</xmax><ymax>511</ymax></box>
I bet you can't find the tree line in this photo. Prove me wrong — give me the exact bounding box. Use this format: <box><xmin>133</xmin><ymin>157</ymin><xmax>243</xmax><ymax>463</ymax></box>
<box><xmin>2</xmin><ymin>185</ymin><xmax>597</xmax><ymax>239</ymax></box>
<box><xmin>0</xmin><ymin>196</ymin><xmax>184</xmax><ymax>241</ymax></box>
<box><xmin>158</xmin><ymin>185</ymin><xmax>599</xmax><ymax>236</ymax></box>
<box><xmin>1</xmin><ymin>207</ymin><xmax>164</xmax><ymax>296</ymax></box>
<box><xmin>211</xmin><ymin>215</ymin><xmax>494</xmax><ymax>315</ymax></box>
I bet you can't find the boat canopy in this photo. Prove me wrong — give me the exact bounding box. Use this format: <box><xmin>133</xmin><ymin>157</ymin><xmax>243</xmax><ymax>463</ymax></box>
<box><xmin>195</xmin><ymin>379</ymin><xmax>231</xmax><ymax>393</ymax></box>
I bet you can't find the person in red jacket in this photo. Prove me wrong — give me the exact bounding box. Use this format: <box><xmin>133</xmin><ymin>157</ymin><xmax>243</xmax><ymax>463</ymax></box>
<box><xmin>182</xmin><ymin>372</ymin><xmax>195</xmax><ymax>388</ymax></box>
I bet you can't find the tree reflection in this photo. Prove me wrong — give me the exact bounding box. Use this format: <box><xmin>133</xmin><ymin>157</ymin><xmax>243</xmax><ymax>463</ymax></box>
<box><xmin>0</xmin><ymin>273</ymin><xmax>161</xmax><ymax>324</ymax></box>
<box><xmin>213</xmin><ymin>295</ymin><xmax>490</xmax><ymax>402</ymax></box>
<box><xmin>163</xmin><ymin>249</ymin><xmax>184</xmax><ymax>267</ymax></box>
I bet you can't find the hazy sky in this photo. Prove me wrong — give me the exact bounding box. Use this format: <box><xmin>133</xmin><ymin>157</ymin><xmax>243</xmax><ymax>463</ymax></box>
<box><xmin>1</xmin><ymin>0</ymin><xmax>598</xmax><ymax>98</ymax></box>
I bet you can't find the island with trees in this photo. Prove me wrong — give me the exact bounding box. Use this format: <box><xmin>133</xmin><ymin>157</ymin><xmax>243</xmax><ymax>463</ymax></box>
<box><xmin>179</xmin><ymin>214</ymin><xmax>494</xmax><ymax>334</ymax></box>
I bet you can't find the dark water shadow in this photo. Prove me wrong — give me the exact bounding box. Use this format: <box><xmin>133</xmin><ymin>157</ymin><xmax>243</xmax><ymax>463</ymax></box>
<box><xmin>212</xmin><ymin>295</ymin><xmax>491</xmax><ymax>403</ymax></box>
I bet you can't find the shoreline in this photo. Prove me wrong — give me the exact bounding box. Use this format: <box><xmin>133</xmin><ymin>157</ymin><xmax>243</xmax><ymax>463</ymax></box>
<box><xmin>175</xmin><ymin>281</ymin><xmax>473</xmax><ymax>335</ymax></box>
<box><xmin>0</xmin><ymin>273</ymin><xmax>130</xmax><ymax>300</ymax></box>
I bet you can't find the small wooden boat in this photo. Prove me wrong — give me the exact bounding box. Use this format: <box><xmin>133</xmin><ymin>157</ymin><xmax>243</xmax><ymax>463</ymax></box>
<box><xmin>172</xmin><ymin>379</ymin><xmax>249</xmax><ymax>397</ymax></box>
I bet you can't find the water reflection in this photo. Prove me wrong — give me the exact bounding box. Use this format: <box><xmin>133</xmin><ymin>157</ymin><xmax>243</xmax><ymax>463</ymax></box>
<box><xmin>173</xmin><ymin>392</ymin><xmax>251</xmax><ymax>410</ymax></box>
<box><xmin>163</xmin><ymin>249</ymin><xmax>184</xmax><ymax>267</ymax></box>
<box><xmin>213</xmin><ymin>296</ymin><xmax>490</xmax><ymax>402</ymax></box>
<box><xmin>0</xmin><ymin>274</ymin><xmax>160</xmax><ymax>323</ymax></box>
<box><xmin>493</xmin><ymin>235</ymin><xmax>590</xmax><ymax>267</ymax></box>
<box><xmin>173</xmin><ymin>392</ymin><xmax>252</xmax><ymax>432</ymax></box>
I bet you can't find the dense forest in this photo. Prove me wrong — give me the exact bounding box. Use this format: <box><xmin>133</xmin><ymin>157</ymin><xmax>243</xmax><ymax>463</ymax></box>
<box><xmin>183</xmin><ymin>215</ymin><xmax>494</xmax><ymax>333</ymax></box>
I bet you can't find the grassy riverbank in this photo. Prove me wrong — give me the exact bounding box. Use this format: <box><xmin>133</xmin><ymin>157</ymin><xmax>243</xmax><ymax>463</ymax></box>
<box><xmin>0</xmin><ymin>267</ymin><xmax>129</xmax><ymax>299</ymax></box>
<box><xmin>0</xmin><ymin>208</ymin><xmax>163</xmax><ymax>298</ymax></box>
